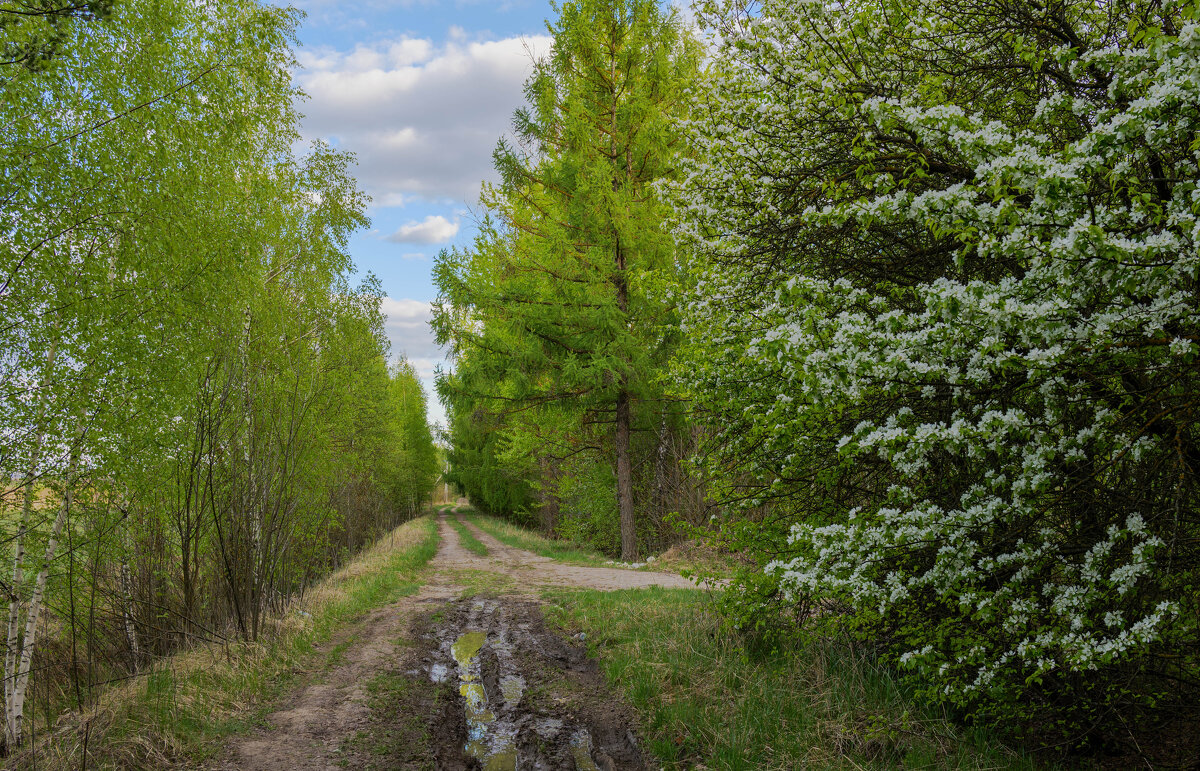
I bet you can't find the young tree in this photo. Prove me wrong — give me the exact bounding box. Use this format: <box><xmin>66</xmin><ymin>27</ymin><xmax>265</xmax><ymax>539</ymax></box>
<box><xmin>0</xmin><ymin>0</ymin><xmax>437</xmax><ymax>751</ymax></box>
<box><xmin>434</xmin><ymin>0</ymin><xmax>700</xmax><ymax>559</ymax></box>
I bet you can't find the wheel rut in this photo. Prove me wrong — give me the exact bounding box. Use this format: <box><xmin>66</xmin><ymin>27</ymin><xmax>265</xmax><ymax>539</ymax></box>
<box><xmin>206</xmin><ymin>510</ymin><xmax>697</xmax><ymax>770</ymax></box>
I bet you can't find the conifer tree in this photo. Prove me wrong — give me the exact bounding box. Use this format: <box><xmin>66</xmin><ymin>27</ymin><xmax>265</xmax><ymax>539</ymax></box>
<box><xmin>434</xmin><ymin>0</ymin><xmax>700</xmax><ymax>559</ymax></box>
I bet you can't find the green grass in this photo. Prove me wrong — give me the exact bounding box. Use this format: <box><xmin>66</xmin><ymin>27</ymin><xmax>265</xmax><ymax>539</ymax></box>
<box><xmin>464</xmin><ymin>511</ymin><xmax>614</xmax><ymax>567</ymax></box>
<box><xmin>342</xmin><ymin>670</ymin><xmax>437</xmax><ymax>769</ymax></box>
<box><xmin>448</xmin><ymin>513</ymin><xmax>489</xmax><ymax>556</ymax></box>
<box><xmin>29</xmin><ymin>514</ymin><xmax>441</xmax><ymax>770</ymax></box>
<box><xmin>325</xmin><ymin>636</ymin><xmax>356</xmax><ymax>668</ymax></box>
<box><xmin>463</xmin><ymin>508</ymin><xmax>733</xmax><ymax>578</ymax></box>
<box><xmin>446</xmin><ymin>567</ymin><xmax>517</xmax><ymax>596</ymax></box>
<box><xmin>543</xmin><ymin>587</ymin><xmax>1042</xmax><ymax>771</ymax></box>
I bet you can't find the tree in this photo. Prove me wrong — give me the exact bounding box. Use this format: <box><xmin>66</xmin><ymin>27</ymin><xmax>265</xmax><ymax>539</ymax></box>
<box><xmin>0</xmin><ymin>0</ymin><xmax>439</xmax><ymax>752</ymax></box>
<box><xmin>434</xmin><ymin>0</ymin><xmax>700</xmax><ymax>559</ymax></box>
<box><xmin>1</xmin><ymin>0</ymin><xmax>310</xmax><ymax>747</ymax></box>
<box><xmin>381</xmin><ymin>359</ymin><xmax>440</xmax><ymax>518</ymax></box>
<box><xmin>673</xmin><ymin>0</ymin><xmax>1200</xmax><ymax>748</ymax></box>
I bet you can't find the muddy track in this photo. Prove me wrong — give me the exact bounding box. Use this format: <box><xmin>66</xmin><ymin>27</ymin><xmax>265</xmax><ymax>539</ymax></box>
<box><xmin>205</xmin><ymin>511</ymin><xmax>700</xmax><ymax>770</ymax></box>
<box><xmin>411</xmin><ymin>596</ymin><xmax>644</xmax><ymax>770</ymax></box>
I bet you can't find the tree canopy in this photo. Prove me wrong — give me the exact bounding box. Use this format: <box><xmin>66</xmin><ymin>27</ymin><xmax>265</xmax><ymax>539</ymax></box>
<box><xmin>0</xmin><ymin>0</ymin><xmax>438</xmax><ymax>751</ymax></box>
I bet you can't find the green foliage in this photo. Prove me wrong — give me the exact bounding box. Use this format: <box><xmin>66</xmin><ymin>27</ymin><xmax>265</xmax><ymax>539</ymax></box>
<box><xmin>433</xmin><ymin>0</ymin><xmax>702</xmax><ymax>559</ymax></box>
<box><xmin>0</xmin><ymin>0</ymin><xmax>113</xmax><ymax>70</ymax></box>
<box><xmin>673</xmin><ymin>0</ymin><xmax>1200</xmax><ymax>757</ymax></box>
<box><xmin>440</xmin><ymin>395</ymin><xmax>535</xmax><ymax>520</ymax></box>
<box><xmin>544</xmin><ymin>588</ymin><xmax>1037</xmax><ymax>770</ymax></box>
<box><xmin>549</xmin><ymin>460</ymin><xmax>622</xmax><ymax>556</ymax></box>
<box><xmin>0</xmin><ymin>0</ymin><xmax>440</xmax><ymax>749</ymax></box>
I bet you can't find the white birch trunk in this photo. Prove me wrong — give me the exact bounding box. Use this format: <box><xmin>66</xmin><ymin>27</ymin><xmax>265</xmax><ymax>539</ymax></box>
<box><xmin>4</xmin><ymin>337</ymin><xmax>58</xmax><ymax>750</ymax></box>
<box><xmin>120</xmin><ymin>562</ymin><xmax>140</xmax><ymax>669</ymax></box>
<box><xmin>8</xmin><ymin>495</ymin><xmax>71</xmax><ymax>745</ymax></box>
<box><xmin>3</xmin><ymin>487</ymin><xmax>30</xmax><ymax>750</ymax></box>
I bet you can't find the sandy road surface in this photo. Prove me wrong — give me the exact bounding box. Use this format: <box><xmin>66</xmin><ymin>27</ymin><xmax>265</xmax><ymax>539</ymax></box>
<box><xmin>442</xmin><ymin>513</ymin><xmax>700</xmax><ymax>592</ymax></box>
<box><xmin>207</xmin><ymin>511</ymin><xmax>705</xmax><ymax>770</ymax></box>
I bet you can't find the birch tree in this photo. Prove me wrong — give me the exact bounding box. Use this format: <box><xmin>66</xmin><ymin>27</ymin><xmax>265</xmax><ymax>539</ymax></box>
<box><xmin>0</xmin><ymin>0</ymin><xmax>418</xmax><ymax>750</ymax></box>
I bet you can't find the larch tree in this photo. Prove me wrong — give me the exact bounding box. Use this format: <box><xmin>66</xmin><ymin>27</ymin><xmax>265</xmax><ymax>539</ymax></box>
<box><xmin>433</xmin><ymin>0</ymin><xmax>700</xmax><ymax>559</ymax></box>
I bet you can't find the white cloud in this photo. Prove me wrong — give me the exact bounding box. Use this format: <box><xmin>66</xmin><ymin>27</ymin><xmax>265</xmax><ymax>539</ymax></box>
<box><xmin>380</xmin><ymin>297</ymin><xmax>445</xmax><ymax>373</ymax></box>
<box><xmin>384</xmin><ymin>214</ymin><xmax>459</xmax><ymax>244</ymax></box>
<box><xmin>295</xmin><ymin>33</ymin><xmax>553</xmax><ymax>205</ymax></box>
<box><xmin>379</xmin><ymin>297</ymin><xmax>437</xmax><ymax>357</ymax></box>
<box><xmin>379</xmin><ymin>297</ymin><xmax>448</xmax><ymax>425</ymax></box>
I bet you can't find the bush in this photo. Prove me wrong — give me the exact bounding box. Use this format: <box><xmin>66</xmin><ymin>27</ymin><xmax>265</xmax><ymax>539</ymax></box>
<box><xmin>672</xmin><ymin>0</ymin><xmax>1200</xmax><ymax>752</ymax></box>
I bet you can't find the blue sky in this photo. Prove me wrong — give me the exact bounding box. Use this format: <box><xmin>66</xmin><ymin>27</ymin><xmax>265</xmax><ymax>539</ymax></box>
<box><xmin>290</xmin><ymin>0</ymin><xmax>559</xmax><ymax>426</ymax></box>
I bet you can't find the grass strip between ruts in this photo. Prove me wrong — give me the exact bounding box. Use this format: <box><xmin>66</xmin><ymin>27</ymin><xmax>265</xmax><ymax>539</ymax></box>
<box><xmin>447</xmin><ymin>513</ymin><xmax>489</xmax><ymax>556</ymax></box>
<box><xmin>464</xmin><ymin>510</ymin><xmax>614</xmax><ymax>567</ymax></box>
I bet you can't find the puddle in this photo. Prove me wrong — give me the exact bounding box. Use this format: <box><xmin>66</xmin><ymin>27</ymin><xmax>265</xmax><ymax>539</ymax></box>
<box><xmin>451</xmin><ymin>630</ymin><xmax>486</xmax><ymax>669</ymax></box>
<box><xmin>570</xmin><ymin>729</ymin><xmax>604</xmax><ymax>771</ymax></box>
<box><xmin>532</xmin><ymin>716</ymin><xmax>564</xmax><ymax>738</ymax></box>
<box><xmin>423</xmin><ymin>599</ymin><xmax>645</xmax><ymax>770</ymax></box>
<box><xmin>499</xmin><ymin>673</ymin><xmax>525</xmax><ymax>705</ymax></box>
<box><xmin>452</xmin><ymin>630</ymin><xmax>518</xmax><ymax>770</ymax></box>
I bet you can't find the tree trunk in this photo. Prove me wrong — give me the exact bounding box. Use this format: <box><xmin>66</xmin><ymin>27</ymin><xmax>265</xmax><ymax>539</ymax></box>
<box><xmin>653</xmin><ymin>411</ymin><xmax>668</xmax><ymax>521</ymax></box>
<box><xmin>540</xmin><ymin>457</ymin><xmax>560</xmax><ymax>535</ymax></box>
<box><xmin>4</xmin><ymin>338</ymin><xmax>59</xmax><ymax>752</ymax></box>
<box><xmin>615</xmin><ymin>389</ymin><xmax>637</xmax><ymax>561</ymax></box>
<box><xmin>8</xmin><ymin>483</ymin><xmax>72</xmax><ymax>750</ymax></box>
<box><xmin>120</xmin><ymin>562</ymin><xmax>141</xmax><ymax>669</ymax></box>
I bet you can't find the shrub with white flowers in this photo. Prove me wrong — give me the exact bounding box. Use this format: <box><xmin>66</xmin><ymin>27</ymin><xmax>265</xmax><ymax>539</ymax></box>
<box><xmin>673</xmin><ymin>0</ymin><xmax>1200</xmax><ymax>743</ymax></box>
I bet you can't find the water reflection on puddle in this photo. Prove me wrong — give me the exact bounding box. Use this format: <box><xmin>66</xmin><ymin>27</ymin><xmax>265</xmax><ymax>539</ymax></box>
<box><xmin>452</xmin><ymin>630</ymin><xmax>519</xmax><ymax>770</ymax></box>
<box><xmin>447</xmin><ymin>616</ymin><xmax>605</xmax><ymax>770</ymax></box>
<box><xmin>570</xmin><ymin>728</ymin><xmax>604</xmax><ymax>771</ymax></box>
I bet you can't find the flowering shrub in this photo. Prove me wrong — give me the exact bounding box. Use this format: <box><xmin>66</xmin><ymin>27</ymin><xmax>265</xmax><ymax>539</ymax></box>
<box><xmin>672</xmin><ymin>0</ymin><xmax>1200</xmax><ymax>744</ymax></box>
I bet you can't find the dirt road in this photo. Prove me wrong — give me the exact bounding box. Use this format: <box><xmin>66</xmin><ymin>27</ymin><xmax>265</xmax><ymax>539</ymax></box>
<box><xmin>209</xmin><ymin>511</ymin><xmax>705</xmax><ymax>770</ymax></box>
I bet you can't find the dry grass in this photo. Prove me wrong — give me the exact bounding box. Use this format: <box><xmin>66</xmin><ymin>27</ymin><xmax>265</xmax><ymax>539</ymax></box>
<box><xmin>308</xmin><ymin>517</ymin><xmax>433</xmax><ymax>598</ymax></box>
<box><xmin>652</xmin><ymin>539</ymin><xmax>744</xmax><ymax>579</ymax></box>
<box><xmin>7</xmin><ymin>515</ymin><xmax>439</xmax><ymax>771</ymax></box>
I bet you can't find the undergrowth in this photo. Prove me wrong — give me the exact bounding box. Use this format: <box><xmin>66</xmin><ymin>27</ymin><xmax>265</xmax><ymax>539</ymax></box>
<box><xmin>543</xmin><ymin>587</ymin><xmax>1043</xmax><ymax>771</ymax></box>
<box><xmin>10</xmin><ymin>515</ymin><xmax>440</xmax><ymax>770</ymax></box>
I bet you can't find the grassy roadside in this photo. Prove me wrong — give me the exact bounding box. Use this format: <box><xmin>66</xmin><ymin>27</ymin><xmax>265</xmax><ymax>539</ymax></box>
<box><xmin>447</xmin><ymin>513</ymin><xmax>488</xmax><ymax>556</ymax></box>
<box><xmin>20</xmin><ymin>515</ymin><xmax>440</xmax><ymax>770</ymax></box>
<box><xmin>543</xmin><ymin>587</ymin><xmax>1041</xmax><ymax>771</ymax></box>
<box><xmin>463</xmin><ymin>510</ymin><xmax>614</xmax><ymax>567</ymax></box>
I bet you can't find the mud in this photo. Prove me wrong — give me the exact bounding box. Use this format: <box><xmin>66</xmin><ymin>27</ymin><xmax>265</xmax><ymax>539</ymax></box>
<box><xmin>409</xmin><ymin>597</ymin><xmax>646</xmax><ymax>770</ymax></box>
<box><xmin>207</xmin><ymin>580</ymin><xmax>459</xmax><ymax>771</ymax></box>
<box><xmin>207</xmin><ymin>510</ymin><xmax>698</xmax><ymax>770</ymax></box>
